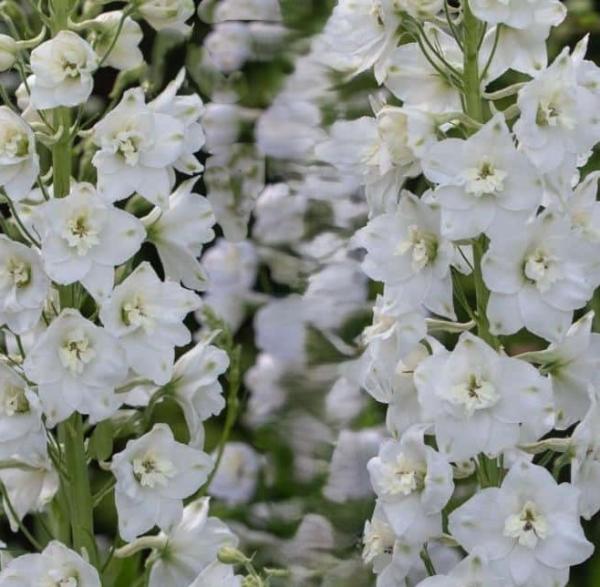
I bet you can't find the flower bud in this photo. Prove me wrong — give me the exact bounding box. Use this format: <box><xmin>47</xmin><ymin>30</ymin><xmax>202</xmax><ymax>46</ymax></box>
<box><xmin>217</xmin><ymin>546</ymin><xmax>249</xmax><ymax>565</ymax></box>
<box><xmin>0</xmin><ymin>34</ymin><xmax>16</xmax><ymax>72</ymax></box>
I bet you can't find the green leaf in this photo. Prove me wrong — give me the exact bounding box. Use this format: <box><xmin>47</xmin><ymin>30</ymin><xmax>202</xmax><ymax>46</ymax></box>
<box><xmin>88</xmin><ymin>421</ymin><xmax>114</xmax><ymax>462</ymax></box>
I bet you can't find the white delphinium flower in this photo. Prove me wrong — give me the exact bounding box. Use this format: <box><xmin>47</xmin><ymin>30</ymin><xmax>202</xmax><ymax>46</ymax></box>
<box><xmin>571</xmin><ymin>400</ymin><xmax>600</xmax><ymax>519</ymax></box>
<box><xmin>210</xmin><ymin>442</ymin><xmax>261</xmax><ymax>506</ymax></box>
<box><xmin>0</xmin><ymin>362</ymin><xmax>45</xmax><ymax>459</ymax></box>
<box><xmin>414</xmin><ymin>332</ymin><xmax>554</xmax><ymax>460</ymax></box>
<box><xmin>354</xmin><ymin>191</ymin><xmax>456</xmax><ymax>318</ymax></box>
<box><xmin>393</xmin><ymin>0</ymin><xmax>443</xmax><ymax>19</ymax></box>
<box><xmin>188</xmin><ymin>562</ymin><xmax>242</xmax><ymax>587</ymax></box>
<box><xmin>111</xmin><ymin>424</ymin><xmax>212</xmax><ymax>541</ymax></box>
<box><xmin>24</xmin><ymin>309</ymin><xmax>128</xmax><ymax>425</ymax></box>
<box><xmin>482</xmin><ymin>212</ymin><xmax>596</xmax><ymax>342</ymax></box>
<box><xmin>204</xmin><ymin>23</ymin><xmax>253</xmax><ymax>73</ymax></box>
<box><xmin>149</xmin><ymin>70</ymin><xmax>205</xmax><ymax>175</ymax></box>
<box><xmin>91</xmin><ymin>11</ymin><xmax>144</xmax><ymax>71</ymax></box>
<box><xmin>422</xmin><ymin>114</ymin><xmax>543</xmax><ymax>240</ymax></box>
<box><xmin>137</xmin><ymin>0</ymin><xmax>195</xmax><ymax>34</ymax></box>
<box><xmin>414</xmin><ymin>551</ymin><xmax>506</xmax><ymax>587</ymax></box>
<box><xmin>92</xmin><ymin>88</ymin><xmax>185</xmax><ymax>209</ymax></box>
<box><xmin>469</xmin><ymin>0</ymin><xmax>566</xmax><ymax>30</ymax></box>
<box><xmin>0</xmin><ymin>107</ymin><xmax>39</xmax><ymax>199</ymax></box>
<box><xmin>139</xmin><ymin>341</ymin><xmax>228</xmax><ymax>448</ymax></box>
<box><xmin>198</xmin><ymin>239</ymin><xmax>259</xmax><ymax>331</ymax></box>
<box><xmin>100</xmin><ymin>262</ymin><xmax>200</xmax><ymax>385</ymax></box>
<box><xmin>244</xmin><ymin>353</ymin><xmax>286</xmax><ymax>427</ymax></box>
<box><xmin>204</xmin><ymin>145</ymin><xmax>265</xmax><ymax>241</ymax></box>
<box><xmin>144</xmin><ymin>179</ymin><xmax>215</xmax><ymax>290</ymax></box>
<box><xmin>0</xmin><ymin>541</ymin><xmax>100</xmax><ymax>586</ymax></box>
<box><xmin>316</xmin><ymin>107</ymin><xmax>436</xmax><ymax>214</ymax></box>
<box><xmin>148</xmin><ymin>498</ymin><xmax>238</xmax><ymax>587</ymax></box>
<box><xmin>515</xmin><ymin>37</ymin><xmax>600</xmax><ymax>172</ymax></box>
<box><xmin>319</xmin><ymin>0</ymin><xmax>400</xmax><ymax>82</ymax></box>
<box><xmin>562</xmin><ymin>171</ymin><xmax>600</xmax><ymax>250</ymax></box>
<box><xmin>362</xmin><ymin>504</ymin><xmax>423</xmax><ymax>587</ymax></box>
<box><xmin>37</xmin><ymin>182</ymin><xmax>145</xmax><ymax>301</ymax></box>
<box><xmin>0</xmin><ymin>34</ymin><xmax>16</xmax><ymax>72</ymax></box>
<box><xmin>324</xmin><ymin>428</ymin><xmax>382</xmax><ymax>503</ymax></box>
<box><xmin>368</xmin><ymin>425</ymin><xmax>453</xmax><ymax>539</ymax></box>
<box><xmin>200</xmin><ymin>0</ymin><xmax>282</xmax><ymax>21</ymax></box>
<box><xmin>29</xmin><ymin>31</ymin><xmax>98</xmax><ymax>109</ymax></box>
<box><xmin>0</xmin><ymin>236</ymin><xmax>49</xmax><ymax>334</ymax></box>
<box><xmin>449</xmin><ymin>460</ymin><xmax>594</xmax><ymax>587</ymax></box>
<box><xmin>518</xmin><ymin>312</ymin><xmax>600</xmax><ymax>429</ymax></box>
<box><xmin>0</xmin><ymin>453</ymin><xmax>59</xmax><ymax>532</ymax></box>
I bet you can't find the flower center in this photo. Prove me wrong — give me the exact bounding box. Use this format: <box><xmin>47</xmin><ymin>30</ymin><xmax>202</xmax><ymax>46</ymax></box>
<box><xmin>1</xmin><ymin>128</ymin><xmax>29</xmax><ymax>159</ymax></box>
<box><xmin>122</xmin><ymin>295</ymin><xmax>155</xmax><ymax>333</ymax></box>
<box><xmin>381</xmin><ymin>453</ymin><xmax>426</xmax><ymax>497</ymax></box>
<box><xmin>1</xmin><ymin>385</ymin><xmax>30</xmax><ymax>417</ymax></box>
<box><xmin>46</xmin><ymin>568</ymin><xmax>79</xmax><ymax>587</ymax></box>
<box><xmin>62</xmin><ymin>213</ymin><xmax>100</xmax><ymax>256</ymax></box>
<box><xmin>2</xmin><ymin>257</ymin><xmax>31</xmax><ymax>288</ymax></box>
<box><xmin>447</xmin><ymin>373</ymin><xmax>499</xmax><ymax>417</ymax></box>
<box><xmin>504</xmin><ymin>501</ymin><xmax>549</xmax><ymax>549</ymax></box>
<box><xmin>58</xmin><ymin>330</ymin><xmax>95</xmax><ymax>375</ymax></box>
<box><xmin>133</xmin><ymin>451</ymin><xmax>176</xmax><ymax>488</ymax></box>
<box><xmin>116</xmin><ymin>131</ymin><xmax>143</xmax><ymax>166</ymax></box>
<box><xmin>536</xmin><ymin>97</ymin><xmax>575</xmax><ymax>130</ymax></box>
<box><xmin>464</xmin><ymin>158</ymin><xmax>507</xmax><ymax>196</ymax></box>
<box><xmin>524</xmin><ymin>248</ymin><xmax>562</xmax><ymax>293</ymax></box>
<box><xmin>395</xmin><ymin>225</ymin><xmax>438</xmax><ymax>272</ymax></box>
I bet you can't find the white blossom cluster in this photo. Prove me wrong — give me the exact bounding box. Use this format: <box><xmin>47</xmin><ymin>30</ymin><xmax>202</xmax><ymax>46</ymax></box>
<box><xmin>314</xmin><ymin>0</ymin><xmax>600</xmax><ymax>586</ymax></box>
<box><xmin>0</xmin><ymin>0</ymin><xmax>294</xmax><ymax>585</ymax></box>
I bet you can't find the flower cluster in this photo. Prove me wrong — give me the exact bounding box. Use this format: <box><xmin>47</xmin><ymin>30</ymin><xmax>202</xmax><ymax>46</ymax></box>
<box><xmin>315</xmin><ymin>0</ymin><xmax>600</xmax><ymax>586</ymax></box>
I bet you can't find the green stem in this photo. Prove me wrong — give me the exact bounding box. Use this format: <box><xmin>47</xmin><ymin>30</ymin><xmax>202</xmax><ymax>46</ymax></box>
<box><xmin>462</xmin><ymin>0</ymin><xmax>484</xmax><ymax>123</ymax></box>
<box><xmin>58</xmin><ymin>414</ymin><xmax>98</xmax><ymax>566</ymax></box>
<box><xmin>472</xmin><ymin>237</ymin><xmax>498</xmax><ymax>348</ymax></box>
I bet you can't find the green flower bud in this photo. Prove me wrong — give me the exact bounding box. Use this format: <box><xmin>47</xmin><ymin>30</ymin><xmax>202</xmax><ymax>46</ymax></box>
<box><xmin>0</xmin><ymin>34</ymin><xmax>16</xmax><ymax>72</ymax></box>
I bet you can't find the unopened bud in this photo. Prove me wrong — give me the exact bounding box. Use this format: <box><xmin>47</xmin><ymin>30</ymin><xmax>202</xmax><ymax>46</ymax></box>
<box><xmin>217</xmin><ymin>546</ymin><xmax>249</xmax><ymax>565</ymax></box>
<box><xmin>0</xmin><ymin>34</ymin><xmax>16</xmax><ymax>72</ymax></box>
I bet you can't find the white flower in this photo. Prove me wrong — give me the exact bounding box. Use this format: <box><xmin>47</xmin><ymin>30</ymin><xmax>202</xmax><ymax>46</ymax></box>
<box><xmin>205</xmin><ymin>23</ymin><xmax>253</xmax><ymax>73</ymax></box>
<box><xmin>362</xmin><ymin>504</ymin><xmax>423</xmax><ymax>587</ymax></box>
<box><xmin>29</xmin><ymin>31</ymin><xmax>98</xmax><ymax>109</ymax></box>
<box><xmin>100</xmin><ymin>262</ymin><xmax>201</xmax><ymax>385</ymax></box>
<box><xmin>92</xmin><ymin>88</ymin><xmax>185</xmax><ymax>209</ymax></box>
<box><xmin>0</xmin><ymin>236</ymin><xmax>50</xmax><ymax>334</ymax></box>
<box><xmin>354</xmin><ymin>191</ymin><xmax>456</xmax><ymax>319</ymax></box>
<box><xmin>91</xmin><ymin>11</ymin><xmax>144</xmax><ymax>71</ymax></box>
<box><xmin>169</xmin><ymin>341</ymin><xmax>229</xmax><ymax>447</ymax></box>
<box><xmin>449</xmin><ymin>460</ymin><xmax>594</xmax><ymax>587</ymax></box>
<box><xmin>148</xmin><ymin>498</ymin><xmax>238</xmax><ymax>587</ymax></box>
<box><xmin>515</xmin><ymin>37</ymin><xmax>600</xmax><ymax>172</ymax></box>
<box><xmin>199</xmin><ymin>0</ymin><xmax>282</xmax><ymax>22</ymax></box>
<box><xmin>571</xmin><ymin>399</ymin><xmax>600</xmax><ymax>519</ymax></box>
<box><xmin>0</xmin><ymin>453</ymin><xmax>59</xmax><ymax>532</ymax></box>
<box><xmin>470</xmin><ymin>0</ymin><xmax>566</xmax><ymax>29</ymax></box>
<box><xmin>111</xmin><ymin>424</ymin><xmax>212</xmax><ymax>541</ymax></box>
<box><xmin>368</xmin><ymin>425</ymin><xmax>453</xmax><ymax>540</ymax></box>
<box><xmin>415</xmin><ymin>332</ymin><xmax>554</xmax><ymax>460</ymax></box>
<box><xmin>316</xmin><ymin>107</ymin><xmax>436</xmax><ymax>214</ymax></box>
<box><xmin>210</xmin><ymin>442</ymin><xmax>261</xmax><ymax>506</ymax></box>
<box><xmin>414</xmin><ymin>551</ymin><xmax>506</xmax><ymax>587</ymax></box>
<box><xmin>204</xmin><ymin>145</ymin><xmax>265</xmax><ymax>241</ymax></box>
<box><xmin>0</xmin><ymin>107</ymin><xmax>39</xmax><ymax>200</ymax></box>
<box><xmin>319</xmin><ymin>0</ymin><xmax>400</xmax><ymax>82</ymax></box>
<box><xmin>199</xmin><ymin>239</ymin><xmax>258</xmax><ymax>331</ymax></box>
<box><xmin>392</xmin><ymin>0</ymin><xmax>442</xmax><ymax>18</ymax></box>
<box><xmin>24</xmin><ymin>309</ymin><xmax>128</xmax><ymax>425</ymax></box>
<box><xmin>562</xmin><ymin>171</ymin><xmax>600</xmax><ymax>246</ymax></box>
<box><xmin>519</xmin><ymin>312</ymin><xmax>600</xmax><ymax>429</ymax></box>
<box><xmin>138</xmin><ymin>0</ymin><xmax>195</xmax><ymax>34</ymax></box>
<box><xmin>0</xmin><ymin>541</ymin><xmax>100</xmax><ymax>586</ymax></box>
<box><xmin>37</xmin><ymin>182</ymin><xmax>145</xmax><ymax>301</ymax></box>
<box><xmin>144</xmin><ymin>179</ymin><xmax>215</xmax><ymax>291</ymax></box>
<box><xmin>149</xmin><ymin>69</ymin><xmax>205</xmax><ymax>175</ymax></box>
<box><xmin>0</xmin><ymin>34</ymin><xmax>16</xmax><ymax>72</ymax></box>
<box><xmin>188</xmin><ymin>562</ymin><xmax>242</xmax><ymax>587</ymax></box>
<box><xmin>482</xmin><ymin>212</ymin><xmax>596</xmax><ymax>342</ymax></box>
<box><xmin>0</xmin><ymin>362</ymin><xmax>45</xmax><ymax>460</ymax></box>
<box><xmin>422</xmin><ymin>114</ymin><xmax>543</xmax><ymax>240</ymax></box>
